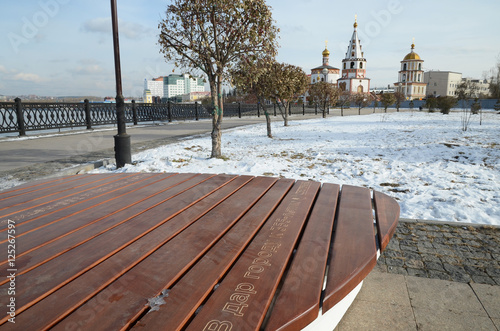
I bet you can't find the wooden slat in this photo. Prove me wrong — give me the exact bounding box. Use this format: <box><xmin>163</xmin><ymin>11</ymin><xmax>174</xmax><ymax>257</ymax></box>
<box><xmin>0</xmin><ymin>173</ymin><xmax>201</xmax><ymax>281</ymax></box>
<box><xmin>0</xmin><ymin>174</ymin><xmax>243</xmax><ymax>326</ymax></box>
<box><xmin>185</xmin><ymin>181</ymin><xmax>321</xmax><ymax>331</ymax></box>
<box><xmin>322</xmin><ymin>185</ymin><xmax>377</xmax><ymax>313</ymax></box>
<box><xmin>0</xmin><ymin>173</ymin><xmax>136</xmax><ymax>219</ymax></box>
<box><xmin>0</xmin><ymin>174</ymin><xmax>117</xmax><ymax>208</ymax></box>
<box><xmin>0</xmin><ymin>173</ymin><xmax>152</xmax><ymax>230</ymax></box>
<box><xmin>2</xmin><ymin>175</ymin><xmax>247</xmax><ymax>329</ymax></box>
<box><xmin>264</xmin><ymin>183</ymin><xmax>340</xmax><ymax>331</ymax></box>
<box><xmin>0</xmin><ymin>174</ymin><xmax>83</xmax><ymax>200</ymax></box>
<box><xmin>0</xmin><ymin>173</ymin><xmax>175</xmax><ymax>254</ymax></box>
<box><xmin>132</xmin><ymin>178</ymin><xmax>295</xmax><ymax>331</ymax></box>
<box><xmin>373</xmin><ymin>190</ymin><xmax>400</xmax><ymax>251</ymax></box>
<box><xmin>49</xmin><ymin>176</ymin><xmax>277</xmax><ymax>331</ymax></box>
<box><xmin>0</xmin><ymin>173</ymin><xmax>170</xmax><ymax>274</ymax></box>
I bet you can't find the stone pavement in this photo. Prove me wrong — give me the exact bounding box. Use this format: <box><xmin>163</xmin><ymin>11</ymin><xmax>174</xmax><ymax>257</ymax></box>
<box><xmin>335</xmin><ymin>269</ymin><xmax>500</xmax><ymax>330</ymax></box>
<box><xmin>378</xmin><ymin>219</ymin><xmax>500</xmax><ymax>286</ymax></box>
<box><xmin>335</xmin><ymin>219</ymin><xmax>500</xmax><ymax>330</ymax></box>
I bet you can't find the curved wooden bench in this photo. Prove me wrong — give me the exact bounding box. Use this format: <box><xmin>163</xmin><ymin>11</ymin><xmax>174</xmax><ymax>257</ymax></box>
<box><xmin>0</xmin><ymin>174</ymin><xmax>399</xmax><ymax>330</ymax></box>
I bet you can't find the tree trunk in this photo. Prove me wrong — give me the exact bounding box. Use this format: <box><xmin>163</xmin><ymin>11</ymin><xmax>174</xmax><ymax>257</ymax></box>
<box><xmin>277</xmin><ymin>102</ymin><xmax>288</xmax><ymax>127</ymax></box>
<box><xmin>265</xmin><ymin>113</ymin><xmax>272</xmax><ymax>138</ymax></box>
<box><xmin>210</xmin><ymin>77</ymin><xmax>223</xmax><ymax>158</ymax></box>
<box><xmin>260</xmin><ymin>98</ymin><xmax>272</xmax><ymax>138</ymax></box>
<box><xmin>284</xmin><ymin>102</ymin><xmax>289</xmax><ymax>127</ymax></box>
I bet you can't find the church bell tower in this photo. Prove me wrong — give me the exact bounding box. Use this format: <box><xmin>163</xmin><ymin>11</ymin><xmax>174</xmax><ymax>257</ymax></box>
<box><xmin>337</xmin><ymin>15</ymin><xmax>370</xmax><ymax>94</ymax></box>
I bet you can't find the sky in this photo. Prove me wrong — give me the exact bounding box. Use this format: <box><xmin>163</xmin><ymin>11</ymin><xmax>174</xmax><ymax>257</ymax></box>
<box><xmin>1</xmin><ymin>0</ymin><xmax>499</xmax><ymax>98</ymax></box>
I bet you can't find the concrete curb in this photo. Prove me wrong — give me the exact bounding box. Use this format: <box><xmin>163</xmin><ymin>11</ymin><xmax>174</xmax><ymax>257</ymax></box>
<box><xmin>40</xmin><ymin>159</ymin><xmax>114</xmax><ymax>179</ymax></box>
<box><xmin>399</xmin><ymin>217</ymin><xmax>500</xmax><ymax>229</ymax></box>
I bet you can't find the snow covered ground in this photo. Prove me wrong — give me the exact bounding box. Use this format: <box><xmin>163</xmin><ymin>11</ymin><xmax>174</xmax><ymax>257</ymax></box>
<box><xmin>91</xmin><ymin>110</ymin><xmax>499</xmax><ymax>226</ymax></box>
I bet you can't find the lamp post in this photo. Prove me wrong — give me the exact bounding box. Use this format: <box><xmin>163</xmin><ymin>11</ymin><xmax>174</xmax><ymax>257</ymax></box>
<box><xmin>110</xmin><ymin>0</ymin><xmax>131</xmax><ymax>168</ymax></box>
<box><xmin>322</xmin><ymin>68</ymin><xmax>329</xmax><ymax>118</ymax></box>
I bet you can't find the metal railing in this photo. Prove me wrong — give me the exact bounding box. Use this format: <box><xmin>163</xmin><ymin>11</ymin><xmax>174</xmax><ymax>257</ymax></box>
<box><xmin>1</xmin><ymin>99</ymin><xmax>319</xmax><ymax>136</ymax></box>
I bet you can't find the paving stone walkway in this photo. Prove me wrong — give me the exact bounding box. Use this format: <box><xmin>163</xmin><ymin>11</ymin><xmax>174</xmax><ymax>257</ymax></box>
<box><xmin>377</xmin><ymin>219</ymin><xmax>500</xmax><ymax>285</ymax></box>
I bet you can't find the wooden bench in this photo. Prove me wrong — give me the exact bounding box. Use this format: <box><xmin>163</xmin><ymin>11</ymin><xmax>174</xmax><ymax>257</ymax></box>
<box><xmin>0</xmin><ymin>173</ymin><xmax>399</xmax><ymax>330</ymax></box>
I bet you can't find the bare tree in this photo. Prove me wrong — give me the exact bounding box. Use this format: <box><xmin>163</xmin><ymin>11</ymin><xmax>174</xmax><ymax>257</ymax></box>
<box><xmin>393</xmin><ymin>91</ymin><xmax>405</xmax><ymax>112</ymax></box>
<box><xmin>231</xmin><ymin>56</ymin><xmax>275</xmax><ymax>137</ymax></box>
<box><xmin>456</xmin><ymin>80</ymin><xmax>479</xmax><ymax>131</ymax></box>
<box><xmin>337</xmin><ymin>91</ymin><xmax>352</xmax><ymax>116</ymax></box>
<box><xmin>488</xmin><ymin>57</ymin><xmax>500</xmax><ymax>99</ymax></box>
<box><xmin>373</xmin><ymin>97</ymin><xmax>379</xmax><ymax>113</ymax></box>
<box><xmin>266</xmin><ymin>63</ymin><xmax>309</xmax><ymax>127</ymax></box>
<box><xmin>308</xmin><ymin>82</ymin><xmax>340</xmax><ymax>118</ymax></box>
<box><xmin>353</xmin><ymin>92</ymin><xmax>370</xmax><ymax>115</ymax></box>
<box><xmin>380</xmin><ymin>93</ymin><xmax>396</xmax><ymax>113</ymax></box>
<box><xmin>158</xmin><ymin>0</ymin><xmax>279</xmax><ymax>158</ymax></box>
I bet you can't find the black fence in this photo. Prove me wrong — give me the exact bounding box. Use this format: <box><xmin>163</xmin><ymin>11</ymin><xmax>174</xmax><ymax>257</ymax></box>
<box><xmin>0</xmin><ymin>99</ymin><xmax>320</xmax><ymax>136</ymax></box>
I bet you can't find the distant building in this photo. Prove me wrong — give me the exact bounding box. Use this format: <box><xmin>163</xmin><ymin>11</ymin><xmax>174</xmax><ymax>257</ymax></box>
<box><xmin>143</xmin><ymin>89</ymin><xmax>152</xmax><ymax>104</ymax></box>
<box><xmin>164</xmin><ymin>74</ymin><xmax>205</xmax><ymax>102</ymax></box>
<box><xmin>337</xmin><ymin>16</ymin><xmax>370</xmax><ymax>94</ymax></box>
<box><xmin>370</xmin><ymin>87</ymin><xmax>395</xmax><ymax>94</ymax></box>
<box><xmin>424</xmin><ymin>71</ymin><xmax>462</xmax><ymax>97</ymax></box>
<box><xmin>182</xmin><ymin>91</ymin><xmax>211</xmax><ymax>103</ymax></box>
<box><xmin>462</xmin><ymin>77</ymin><xmax>491</xmax><ymax>97</ymax></box>
<box><xmin>144</xmin><ymin>77</ymin><xmax>164</xmax><ymax>99</ymax></box>
<box><xmin>395</xmin><ymin>41</ymin><xmax>426</xmax><ymax>100</ymax></box>
<box><xmin>310</xmin><ymin>42</ymin><xmax>340</xmax><ymax>85</ymax></box>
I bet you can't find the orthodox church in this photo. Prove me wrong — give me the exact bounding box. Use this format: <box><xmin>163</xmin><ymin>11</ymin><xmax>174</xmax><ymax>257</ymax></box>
<box><xmin>395</xmin><ymin>40</ymin><xmax>426</xmax><ymax>100</ymax></box>
<box><xmin>310</xmin><ymin>16</ymin><xmax>370</xmax><ymax>94</ymax></box>
<box><xmin>310</xmin><ymin>41</ymin><xmax>340</xmax><ymax>84</ymax></box>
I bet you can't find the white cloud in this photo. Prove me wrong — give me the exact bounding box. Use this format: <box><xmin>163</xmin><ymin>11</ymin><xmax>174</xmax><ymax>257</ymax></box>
<box><xmin>0</xmin><ymin>65</ymin><xmax>8</xmax><ymax>74</ymax></box>
<box><xmin>79</xmin><ymin>58</ymin><xmax>101</xmax><ymax>65</ymax></box>
<box><xmin>82</xmin><ymin>17</ymin><xmax>110</xmax><ymax>34</ymax></box>
<box><xmin>72</xmin><ymin>64</ymin><xmax>105</xmax><ymax>75</ymax></box>
<box><xmin>13</xmin><ymin>72</ymin><xmax>44</xmax><ymax>83</ymax></box>
<box><xmin>82</xmin><ymin>17</ymin><xmax>153</xmax><ymax>40</ymax></box>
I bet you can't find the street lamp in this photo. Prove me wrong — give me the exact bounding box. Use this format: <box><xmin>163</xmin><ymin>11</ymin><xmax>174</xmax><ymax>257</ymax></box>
<box><xmin>110</xmin><ymin>0</ymin><xmax>131</xmax><ymax>168</ymax></box>
<box><xmin>322</xmin><ymin>68</ymin><xmax>329</xmax><ymax>118</ymax></box>
<box><xmin>322</xmin><ymin>68</ymin><xmax>329</xmax><ymax>82</ymax></box>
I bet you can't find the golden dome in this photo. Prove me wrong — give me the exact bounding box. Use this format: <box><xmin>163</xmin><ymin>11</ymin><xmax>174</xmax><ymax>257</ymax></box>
<box><xmin>403</xmin><ymin>52</ymin><xmax>421</xmax><ymax>60</ymax></box>
<box><xmin>403</xmin><ymin>43</ymin><xmax>421</xmax><ymax>60</ymax></box>
<box><xmin>322</xmin><ymin>48</ymin><xmax>330</xmax><ymax>57</ymax></box>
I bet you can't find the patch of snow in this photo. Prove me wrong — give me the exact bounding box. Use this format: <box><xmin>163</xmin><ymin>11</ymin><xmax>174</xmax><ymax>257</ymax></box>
<box><xmin>93</xmin><ymin>111</ymin><xmax>500</xmax><ymax>225</ymax></box>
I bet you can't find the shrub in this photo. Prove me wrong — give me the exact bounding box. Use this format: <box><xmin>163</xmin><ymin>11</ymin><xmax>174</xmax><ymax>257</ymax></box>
<box><xmin>493</xmin><ymin>99</ymin><xmax>500</xmax><ymax>112</ymax></box>
<box><xmin>436</xmin><ymin>96</ymin><xmax>457</xmax><ymax>114</ymax></box>
<box><xmin>471</xmin><ymin>98</ymin><xmax>481</xmax><ymax>115</ymax></box>
<box><xmin>425</xmin><ymin>96</ymin><xmax>438</xmax><ymax>112</ymax></box>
